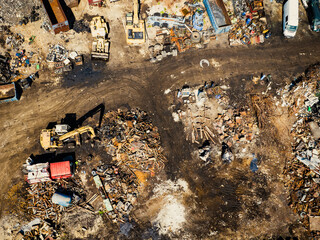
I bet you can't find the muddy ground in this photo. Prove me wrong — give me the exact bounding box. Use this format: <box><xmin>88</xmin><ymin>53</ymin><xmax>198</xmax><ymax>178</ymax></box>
<box><xmin>1</xmin><ymin>0</ymin><xmax>320</xmax><ymax>239</ymax></box>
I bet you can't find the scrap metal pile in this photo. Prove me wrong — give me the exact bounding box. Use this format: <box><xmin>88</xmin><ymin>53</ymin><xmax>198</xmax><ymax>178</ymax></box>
<box><xmin>281</xmin><ymin>64</ymin><xmax>320</xmax><ymax>232</ymax></box>
<box><xmin>24</xmin><ymin>177</ymin><xmax>85</xmax><ymax>221</ymax></box>
<box><xmin>97</xmin><ymin>109</ymin><xmax>167</xmax><ymax>176</ymax></box>
<box><xmin>0</xmin><ymin>54</ymin><xmax>12</xmax><ymax>83</ymax></box>
<box><xmin>228</xmin><ymin>0</ymin><xmax>271</xmax><ymax>45</ymax></box>
<box><xmin>146</xmin><ymin>1</ymin><xmax>215</xmax><ymax>62</ymax></box>
<box><xmin>0</xmin><ymin>0</ymin><xmax>40</xmax><ymax>25</ymax></box>
<box><xmin>93</xmin><ymin>164</ymin><xmax>139</xmax><ymax>223</ymax></box>
<box><xmin>16</xmin><ymin>218</ymin><xmax>59</xmax><ymax>240</ymax></box>
<box><xmin>46</xmin><ymin>44</ymin><xmax>83</xmax><ymax>74</ymax></box>
<box><xmin>171</xmin><ymin>83</ymin><xmax>259</xmax><ymax>163</ymax></box>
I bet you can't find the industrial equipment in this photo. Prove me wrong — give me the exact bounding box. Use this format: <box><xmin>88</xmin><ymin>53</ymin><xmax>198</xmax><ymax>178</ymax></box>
<box><xmin>90</xmin><ymin>16</ymin><xmax>110</xmax><ymax>61</ymax></box>
<box><xmin>41</xmin><ymin>0</ymin><xmax>69</xmax><ymax>34</ymax></box>
<box><xmin>147</xmin><ymin>13</ymin><xmax>186</xmax><ymax>29</ymax></box>
<box><xmin>40</xmin><ymin>125</ymin><xmax>96</xmax><ymax>150</ymax></box>
<box><xmin>125</xmin><ymin>0</ymin><xmax>146</xmax><ymax>45</ymax></box>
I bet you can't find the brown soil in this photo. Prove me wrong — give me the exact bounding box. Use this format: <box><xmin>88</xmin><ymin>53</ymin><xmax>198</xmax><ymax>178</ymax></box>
<box><xmin>0</xmin><ymin>0</ymin><xmax>320</xmax><ymax>238</ymax></box>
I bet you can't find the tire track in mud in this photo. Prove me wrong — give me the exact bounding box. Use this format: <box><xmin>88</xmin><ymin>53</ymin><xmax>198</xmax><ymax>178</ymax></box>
<box><xmin>0</xmin><ymin>37</ymin><xmax>320</xmax><ymax>237</ymax></box>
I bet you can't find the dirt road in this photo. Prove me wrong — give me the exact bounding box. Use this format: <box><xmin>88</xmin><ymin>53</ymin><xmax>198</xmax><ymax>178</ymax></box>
<box><xmin>0</xmin><ymin>35</ymin><xmax>320</xmax><ymax>238</ymax></box>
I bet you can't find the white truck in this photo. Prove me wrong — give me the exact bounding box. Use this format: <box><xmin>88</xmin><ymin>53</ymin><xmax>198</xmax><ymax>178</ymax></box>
<box><xmin>283</xmin><ymin>0</ymin><xmax>299</xmax><ymax>37</ymax></box>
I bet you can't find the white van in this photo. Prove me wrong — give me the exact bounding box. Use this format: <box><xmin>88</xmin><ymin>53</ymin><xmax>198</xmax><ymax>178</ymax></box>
<box><xmin>283</xmin><ymin>0</ymin><xmax>299</xmax><ymax>37</ymax></box>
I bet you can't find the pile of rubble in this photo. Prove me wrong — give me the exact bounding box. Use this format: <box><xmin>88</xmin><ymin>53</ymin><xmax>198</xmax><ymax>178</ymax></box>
<box><xmin>146</xmin><ymin>1</ymin><xmax>215</xmax><ymax>62</ymax></box>
<box><xmin>0</xmin><ymin>0</ymin><xmax>40</xmax><ymax>25</ymax></box>
<box><xmin>10</xmin><ymin>49</ymin><xmax>41</xmax><ymax>71</ymax></box>
<box><xmin>170</xmin><ymin>83</ymin><xmax>259</xmax><ymax>163</ymax></box>
<box><xmin>284</xmin><ymin>161</ymin><xmax>320</xmax><ymax>231</ymax></box>
<box><xmin>18</xmin><ymin>5</ymin><xmax>42</xmax><ymax>26</ymax></box>
<box><xmin>211</xmin><ymin>109</ymin><xmax>258</xmax><ymax>146</ymax></box>
<box><xmin>24</xmin><ymin>177</ymin><xmax>85</xmax><ymax>221</ymax></box>
<box><xmin>16</xmin><ymin>218</ymin><xmax>59</xmax><ymax>240</ymax></box>
<box><xmin>47</xmin><ymin>44</ymin><xmax>83</xmax><ymax>74</ymax></box>
<box><xmin>228</xmin><ymin>0</ymin><xmax>271</xmax><ymax>45</ymax></box>
<box><xmin>93</xmin><ymin>164</ymin><xmax>139</xmax><ymax>223</ymax></box>
<box><xmin>6</xmin><ymin>33</ymin><xmax>25</xmax><ymax>50</ymax></box>
<box><xmin>281</xmin><ymin>64</ymin><xmax>320</xmax><ymax>232</ymax></box>
<box><xmin>97</xmin><ymin>109</ymin><xmax>167</xmax><ymax>176</ymax></box>
<box><xmin>0</xmin><ymin>54</ymin><xmax>11</xmax><ymax>83</ymax></box>
<box><xmin>46</xmin><ymin>44</ymin><xmax>69</xmax><ymax>63</ymax></box>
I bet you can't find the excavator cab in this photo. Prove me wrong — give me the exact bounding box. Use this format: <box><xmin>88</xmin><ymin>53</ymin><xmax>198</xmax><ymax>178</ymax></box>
<box><xmin>125</xmin><ymin>0</ymin><xmax>145</xmax><ymax>44</ymax></box>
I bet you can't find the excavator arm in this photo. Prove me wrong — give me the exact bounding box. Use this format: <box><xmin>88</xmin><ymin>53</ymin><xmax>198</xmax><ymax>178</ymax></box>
<box><xmin>59</xmin><ymin>126</ymin><xmax>95</xmax><ymax>141</ymax></box>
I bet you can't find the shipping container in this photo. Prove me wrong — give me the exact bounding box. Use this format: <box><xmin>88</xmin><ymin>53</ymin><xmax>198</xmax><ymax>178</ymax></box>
<box><xmin>0</xmin><ymin>82</ymin><xmax>19</xmax><ymax>104</ymax></box>
<box><xmin>41</xmin><ymin>0</ymin><xmax>70</xmax><ymax>34</ymax></box>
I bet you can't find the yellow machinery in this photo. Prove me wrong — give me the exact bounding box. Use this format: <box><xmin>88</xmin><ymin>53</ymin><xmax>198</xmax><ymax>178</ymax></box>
<box><xmin>125</xmin><ymin>0</ymin><xmax>145</xmax><ymax>45</ymax></box>
<box><xmin>40</xmin><ymin>125</ymin><xmax>96</xmax><ymax>150</ymax></box>
<box><xmin>90</xmin><ymin>16</ymin><xmax>110</xmax><ymax>61</ymax></box>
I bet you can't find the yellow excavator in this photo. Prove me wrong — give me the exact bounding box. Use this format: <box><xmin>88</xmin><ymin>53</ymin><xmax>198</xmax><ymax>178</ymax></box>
<box><xmin>40</xmin><ymin>125</ymin><xmax>96</xmax><ymax>150</ymax></box>
<box><xmin>125</xmin><ymin>0</ymin><xmax>145</xmax><ymax>45</ymax></box>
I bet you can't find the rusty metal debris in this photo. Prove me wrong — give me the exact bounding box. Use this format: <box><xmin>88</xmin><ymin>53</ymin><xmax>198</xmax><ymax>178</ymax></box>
<box><xmin>92</xmin><ymin>165</ymin><xmax>139</xmax><ymax>224</ymax></box>
<box><xmin>97</xmin><ymin>109</ymin><xmax>167</xmax><ymax>176</ymax></box>
<box><xmin>228</xmin><ymin>0</ymin><xmax>271</xmax><ymax>45</ymax></box>
<box><xmin>24</xmin><ymin>176</ymin><xmax>86</xmax><ymax>221</ymax></box>
<box><xmin>17</xmin><ymin>218</ymin><xmax>58</xmax><ymax>239</ymax></box>
<box><xmin>282</xmin><ymin>65</ymin><xmax>320</xmax><ymax>233</ymax></box>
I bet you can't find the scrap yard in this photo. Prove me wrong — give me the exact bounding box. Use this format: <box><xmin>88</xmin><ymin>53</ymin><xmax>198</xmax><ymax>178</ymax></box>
<box><xmin>0</xmin><ymin>0</ymin><xmax>320</xmax><ymax>239</ymax></box>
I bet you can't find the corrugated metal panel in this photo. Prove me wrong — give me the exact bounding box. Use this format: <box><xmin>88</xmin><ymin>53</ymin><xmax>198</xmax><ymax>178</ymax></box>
<box><xmin>50</xmin><ymin>161</ymin><xmax>71</xmax><ymax>179</ymax></box>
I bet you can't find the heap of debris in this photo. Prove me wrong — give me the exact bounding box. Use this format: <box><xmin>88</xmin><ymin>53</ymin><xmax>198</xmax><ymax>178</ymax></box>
<box><xmin>228</xmin><ymin>0</ymin><xmax>271</xmax><ymax>45</ymax></box>
<box><xmin>92</xmin><ymin>164</ymin><xmax>139</xmax><ymax>223</ymax></box>
<box><xmin>0</xmin><ymin>0</ymin><xmax>40</xmax><ymax>25</ymax></box>
<box><xmin>0</xmin><ymin>54</ymin><xmax>11</xmax><ymax>83</ymax></box>
<box><xmin>24</xmin><ymin>177</ymin><xmax>85</xmax><ymax>221</ymax></box>
<box><xmin>18</xmin><ymin>5</ymin><xmax>42</xmax><ymax>26</ymax></box>
<box><xmin>170</xmin><ymin>83</ymin><xmax>259</xmax><ymax>163</ymax></box>
<box><xmin>73</xmin><ymin>19</ymin><xmax>91</xmax><ymax>33</ymax></box>
<box><xmin>282</xmin><ymin>64</ymin><xmax>320</xmax><ymax>232</ymax></box>
<box><xmin>97</xmin><ymin>109</ymin><xmax>167</xmax><ymax>176</ymax></box>
<box><xmin>6</xmin><ymin>33</ymin><xmax>25</xmax><ymax>50</ymax></box>
<box><xmin>46</xmin><ymin>44</ymin><xmax>69</xmax><ymax>63</ymax></box>
<box><xmin>46</xmin><ymin>45</ymin><xmax>83</xmax><ymax>74</ymax></box>
<box><xmin>16</xmin><ymin>218</ymin><xmax>59</xmax><ymax>240</ymax></box>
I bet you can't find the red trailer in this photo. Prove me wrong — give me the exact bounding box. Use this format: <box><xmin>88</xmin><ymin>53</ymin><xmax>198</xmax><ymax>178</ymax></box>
<box><xmin>50</xmin><ymin>161</ymin><xmax>72</xmax><ymax>179</ymax></box>
<box><xmin>88</xmin><ymin>0</ymin><xmax>103</xmax><ymax>7</ymax></box>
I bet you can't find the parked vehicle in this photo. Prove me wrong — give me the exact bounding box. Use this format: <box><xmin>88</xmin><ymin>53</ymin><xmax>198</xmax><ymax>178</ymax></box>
<box><xmin>125</xmin><ymin>0</ymin><xmax>146</xmax><ymax>45</ymax></box>
<box><xmin>310</xmin><ymin>0</ymin><xmax>320</xmax><ymax>31</ymax></box>
<box><xmin>90</xmin><ymin>16</ymin><xmax>110</xmax><ymax>61</ymax></box>
<box><xmin>283</xmin><ymin>0</ymin><xmax>299</xmax><ymax>38</ymax></box>
<box><xmin>40</xmin><ymin>125</ymin><xmax>96</xmax><ymax>150</ymax></box>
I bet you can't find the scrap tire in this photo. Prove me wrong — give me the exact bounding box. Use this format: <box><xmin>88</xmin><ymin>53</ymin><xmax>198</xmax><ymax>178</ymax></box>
<box><xmin>162</xmin><ymin>13</ymin><xmax>168</xmax><ymax>17</ymax></box>
<box><xmin>153</xmin><ymin>22</ymin><xmax>160</xmax><ymax>27</ymax></box>
<box><xmin>154</xmin><ymin>12</ymin><xmax>160</xmax><ymax>17</ymax></box>
<box><xmin>161</xmin><ymin>23</ymin><xmax>169</xmax><ymax>28</ymax></box>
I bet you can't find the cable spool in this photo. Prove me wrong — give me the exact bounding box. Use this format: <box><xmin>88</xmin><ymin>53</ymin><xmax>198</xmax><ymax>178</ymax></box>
<box><xmin>191</xmin><ymin>31</ymin><xmax>201</xmax><ymax>43</ymax></box>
